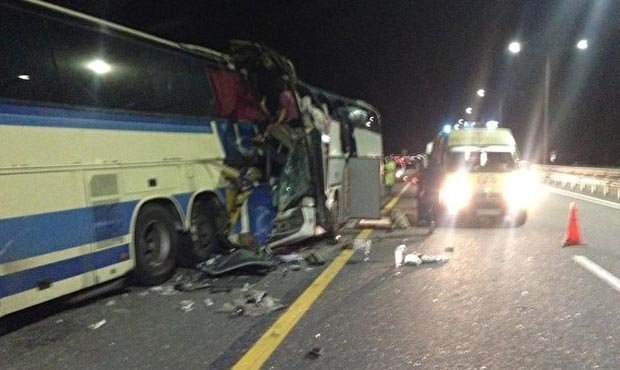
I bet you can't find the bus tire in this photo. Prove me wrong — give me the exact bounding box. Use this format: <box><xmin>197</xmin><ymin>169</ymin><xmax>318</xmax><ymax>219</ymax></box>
<box><xmin>179</xmin><ymin>197</ymin><xmax>222</xmax><ymax>266</ymax></box>
<box><xmin>133</xmin><ymin>204</ymin><xmax>178</xmax><ymax>285</ymax></box>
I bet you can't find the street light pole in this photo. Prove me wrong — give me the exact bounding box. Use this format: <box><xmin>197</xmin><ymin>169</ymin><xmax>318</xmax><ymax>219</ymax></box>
<box><xmin>543</xmin><ymin>55</ymin><xmax>550</xmax><ymax>165</ymax></box>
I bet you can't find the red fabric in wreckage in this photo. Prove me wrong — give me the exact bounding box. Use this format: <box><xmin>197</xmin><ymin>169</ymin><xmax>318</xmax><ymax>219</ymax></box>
<box><xmin>208</xmin><ymin>68</ymin><xmax>259</xmax><ymax>121</ymax></box>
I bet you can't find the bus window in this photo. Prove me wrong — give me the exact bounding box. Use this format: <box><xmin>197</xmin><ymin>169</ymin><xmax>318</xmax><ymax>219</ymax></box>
<box><xmin>0</xmin><ymin>5</ymin><xmax>62</xmax><ymax>104</ymax></box>
<box><xmin>49</xmin><ymin>17</ymin><xmax>216</xmax><ymax>117</ymax></box>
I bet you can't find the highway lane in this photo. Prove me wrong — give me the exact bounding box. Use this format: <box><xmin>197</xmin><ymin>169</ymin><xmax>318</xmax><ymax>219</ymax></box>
<box><xmin>264</xmin><ymin>187</ymin><xmax>620</xmax><ymax>369</ymax></box>
<box><xmin>3</xmin><ymin>184</ymin><xmax>620</xmax><ymax>369</ymax></box>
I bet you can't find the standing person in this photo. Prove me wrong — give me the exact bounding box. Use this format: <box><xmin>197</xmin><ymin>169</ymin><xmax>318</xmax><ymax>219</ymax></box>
<box><xmin>384</xmin><ymin>156</ymin><xmax>396</xmax><ymax>195</ymax></box>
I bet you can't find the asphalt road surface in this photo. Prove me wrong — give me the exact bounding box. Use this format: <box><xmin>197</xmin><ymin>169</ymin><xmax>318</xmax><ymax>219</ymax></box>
<box><xmin>3</xmin><ymin>183</ymin><xmax>620</xmax><ymax>370</ymax></box>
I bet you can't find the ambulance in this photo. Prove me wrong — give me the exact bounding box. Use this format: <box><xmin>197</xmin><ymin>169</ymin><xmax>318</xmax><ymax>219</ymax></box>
<box><xmin>431</xmin><ymin>126</ymin><xmax>535</xmax><ymax>226</ymax></box>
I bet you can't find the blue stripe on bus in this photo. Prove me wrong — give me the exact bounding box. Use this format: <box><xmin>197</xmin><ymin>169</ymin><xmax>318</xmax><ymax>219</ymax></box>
<box><xmin>0</xmin><ymin>201</ymin><xmax>137</xmax><ymax>264</ymax></box>
<box><xmin>174</xmin><ymin>193</ymin><xmax>192</xmax><ymax>215</ymax></box>
<box><xmin>0</xmin><ymin>102</ymin><xmax>216</xmax><ymax>133</ymax></box>
<box><xmin>0</xmin><ymin>193</ymin><xmax>192</xmax><ymax>264</ymax></box>
<box><xmin>0</xmin><ymin>244</ymin><xmax>130</xmax><ymax>299</ymax></box>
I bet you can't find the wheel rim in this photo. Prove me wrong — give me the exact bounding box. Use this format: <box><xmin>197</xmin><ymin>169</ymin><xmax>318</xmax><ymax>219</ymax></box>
<box><xmin>140</xmin><ymin>220</ymin><xmax>171</xmax><ymax>267</ymax></box>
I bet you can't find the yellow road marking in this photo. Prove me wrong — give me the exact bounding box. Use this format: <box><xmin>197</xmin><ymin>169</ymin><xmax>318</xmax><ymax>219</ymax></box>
<box><xmin>231</xmin><ymin>185</ymin><xmax>410</xmax><ymax>370</ymax></box>
<box><xmin>383</xmin><ymin>182</ymin><xmax>411</xmax><ymax>213</ymax></box>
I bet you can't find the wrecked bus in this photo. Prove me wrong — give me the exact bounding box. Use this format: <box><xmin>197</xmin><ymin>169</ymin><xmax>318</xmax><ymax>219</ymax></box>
<box><xmin>0</xmin><ymin>2</ymin><xmax>384</xmax><ymax>317</ymax></box>
<box><xmin>0</xmin><ymin>0</ymin><xmax>235</xmax><ymax>317</ymax></box>
<box><xmin>211</xmin><ymin>42</ymin><xmax>384</xmax><ymax>248</ymax></box>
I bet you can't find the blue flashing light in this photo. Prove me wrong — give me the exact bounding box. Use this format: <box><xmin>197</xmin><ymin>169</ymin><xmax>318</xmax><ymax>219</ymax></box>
<box><xmin>486</xmin><ymin>120</ymin><xmax>499</xmax><ymax>129</ymax></box>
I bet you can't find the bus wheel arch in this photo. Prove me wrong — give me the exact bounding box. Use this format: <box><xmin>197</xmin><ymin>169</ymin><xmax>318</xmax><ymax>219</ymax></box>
<box><xmin>179</xmin><ymin>191</ymin><xmax>227</xmax><ymax>266</ymax></box>
<box><xmin>131</xmin><ymin>199</ymin><xmax>183</xmax><ymax>285</ymax></box>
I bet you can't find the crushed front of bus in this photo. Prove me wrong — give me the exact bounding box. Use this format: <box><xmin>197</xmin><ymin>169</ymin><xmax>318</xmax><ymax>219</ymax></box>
<box><xmin>438</xmin><ymin>149</ymin><xmax>536</xmax><ymax>224</ymax></box>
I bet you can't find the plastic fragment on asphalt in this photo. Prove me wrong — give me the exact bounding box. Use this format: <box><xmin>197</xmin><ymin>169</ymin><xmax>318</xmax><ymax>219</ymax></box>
<box><xmin>404</xmin><ymin>253</ymin><xmax>422</xmax><ymax>266</ymax></box>
<box><xmin>105</xmin><ymin>299</ymin><xmax>116</xmax><ymax>307</ymax></box>
<box><xmin>445</xmin><ymin>246</ymin><xmax>455</xmax><ymax>252</ymax></box>
<box><xmin>217</xmin><ymin>290</ymin><xmax>284</xmax><ymax>316</ymax></box>
<box><xmin>180</xmin><ymin>300</ymin><xmax>195</xmax><ymax>313</ymax></box>
<box><xmin>204</xmin><ymin>298</ymin><xmax>214</xmax><ymax>307</ymax></box>
<box><xmin>289</xmin><ymin>264</ymin><xmax>301</xmax><ymax>271</ymax></box>
<box><xmin>137</xmin><ymin>291</ymin><xmax>149</xmax><ymax>297</ymax></box>
<box><xmin>88</xmin><ymin>319</ymin><xmax>107</xmax><ymax>330</ymax></box>
<box><xmin>55</xmin><ymin>319</ymin><xmax>64</xmax><ymax>324</ymax></box>
<box><xmin>306</xmin><ymin>346</ymin><xmax>324</xmax><ymax>359</ymax></box>
<box><xmin>277</xmin><ymin>253</ymin><xmax>304</xmax><ymax>263</ymax></box>
<box><xmin>241</xmin><ymin>283</ymin><xmax>251</xmax><ymax>292</ymax></box>
<box><xmin>394</xmin><ymin>244</ymin><xmax>406</xmax><ymax>267</ymax></box>
<box><xmin>420</xmin><ymin>254</ymin><xmax>449</xmax><ymax>264</ymax></box>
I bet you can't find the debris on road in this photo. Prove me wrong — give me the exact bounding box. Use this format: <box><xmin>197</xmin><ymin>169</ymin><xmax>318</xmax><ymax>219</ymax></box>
<box><xmin>289</xmin><ymin>264</ymin><xmax>301</xmax><ymax>271</ymax></box>
<box><xmin>175</xmin><ymin>280</ymin><xmax>212</xmax><ymax>292</ymax></box>
<box><xmin>390</xmin><ymin>209</ymin><xmax>411</xmax><ymax>229</ymax></box>
<box><xmin>358</xmin><ymin>218</ymin><xmax>392</xmax><ymax>229</ymax></box>
<box><xmin>217</xmin><ymin>290</ymin><xmax>285</xmax><ymax>317</ymax></box>
<box><xmin>197</xmin><ymin>249</ymin><xmax>274</xmax><ymax>276</ymax></box>
<box><xmin>180</xmin><ymin>300</ymin><xmax>195</xmax><ymax>313</ymax></box>
<box><xmin>354</xmin><ymin>239</ymin><xmax>372</xmax><ymax>262</ymax></box>
<box><xmin>306</xmin><ymin>346</ymin><xmax>324</xmax><ymax>359</ymax></box>
<box><xmin>104</xmin><ymin>299</ymin><xmax>116</xmax><ymax>307</ymax></box>
<box><xmin>277</xmin><ymin>253</ymin><xmax>304</xmax><ymax>263</ymax></box>
<box><xmin>445</xmin><ymin>246</ymin><xmax>455</xmax><ymax>253</ymax></box>
<box><xmin>204</xmin><ymin>298</ymin><xmax>214</xmax><ymax>307</ymax></box>
<box><xmin>150</xmin><ymin>285</ymin><xmax>178</xmax><ymax>296</ymax></box>
<box><xmin>394</xmin><ymin>244</ymin><xmax>406</xmax><ymax>267</ymax></box>
<box><xmin>88</xmin><ymin>319</ymin><xmax>107</xmax><ymax>330</ymax></box>
<box><xmin>404</xmin><ymin>253</ymin><xmax>422</xmax><ymax>266</ymax></box>
<box><xmin>137</xmin><ymin>291</ymin><xmax>149</xmax><ymax>297</ymax></box>
<box><xmin>305</xmin><ymin>251</ymin><xmax>325</xmax><ymax>266</ymax></box>
<box><xmin>420</xmin><ymin>254</ymin><xmax>449</xmax><ymax>264</ymax></box>
<box><xmin>396</xmin><ymin>243</ymin><xmax>449</xmax><ymax>267</ymax></box>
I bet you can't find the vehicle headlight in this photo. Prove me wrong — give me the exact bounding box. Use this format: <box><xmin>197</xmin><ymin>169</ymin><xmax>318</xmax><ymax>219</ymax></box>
<box><xmin>439</xmin><ymin>171</ymin><xmax>472</xmax><ymax>214</ymax></box>
<box><xmin>504</xmin><ymin>170</ymin><xmax>539</xmax><ymax>210</ymax></box>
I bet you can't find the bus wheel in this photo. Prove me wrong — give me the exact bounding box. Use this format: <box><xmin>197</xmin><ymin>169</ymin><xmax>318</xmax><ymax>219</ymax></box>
<box><xmin>179</xmin><ymin>197</ymin><xmax>221</xmax><ymax>266</ymax></box>
<box><xmin>133</xmin><ymin>204</ymin><xmax>178</xmax><ymax>285</ymax></box>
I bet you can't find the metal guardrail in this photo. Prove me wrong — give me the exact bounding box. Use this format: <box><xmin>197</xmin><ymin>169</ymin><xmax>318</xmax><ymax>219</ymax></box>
<box><xmin>534</xmin><ymin>164</ymin><xmax>620</xmax><ymax>201</ymax></box>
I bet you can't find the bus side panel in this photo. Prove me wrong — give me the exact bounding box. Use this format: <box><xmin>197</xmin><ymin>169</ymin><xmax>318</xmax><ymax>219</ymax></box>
<box><xmin>0</xmin><ymin>170</ymin><xmax>96</xmax><ymax>316</ymax></box>
<box><xmin>353</xmin><ymin>129</ymin><xmax>383</xmax><ymax>158</ymax></box>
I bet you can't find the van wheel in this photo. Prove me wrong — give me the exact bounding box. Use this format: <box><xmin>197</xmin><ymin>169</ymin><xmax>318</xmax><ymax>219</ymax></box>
<box><xmin>514</xmin><ymin>211</ymin><xmax>527</xmax><ymax>227</ymax></box>
<box><xmin>179</xmin><ymin>197</ymin><xmax>223</xmax><ymax>266</ymax></box>
<box><xmin>133</xmin><ymin>204</ymin><xmax>178</xmax><ymax>285</ymax></box>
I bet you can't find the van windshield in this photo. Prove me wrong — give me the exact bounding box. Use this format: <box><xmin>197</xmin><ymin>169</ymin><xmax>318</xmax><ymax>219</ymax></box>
<box><xmin>446</xmin><ymin>151</ymin><xmax>516</xmax><ymax>172</ymax></box>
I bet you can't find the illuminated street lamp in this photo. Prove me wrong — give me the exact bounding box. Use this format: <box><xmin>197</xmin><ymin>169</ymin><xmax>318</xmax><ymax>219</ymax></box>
<box><xmin>508</xmin><ymin>41</ymin><xmax>521</xmax><ymax>54</ymax></box>
<box><xmin>465</xmin><ymin>107</ymin><xmax>473</xmax><ymax>115</ymax></box>
<box><xmin>506</xmin><ymin>38</ymin><xmax>588</xmax><ymax>164</ymax></box>
<box><xmin>477</xmin><ymin>89</ymin><xmax>485</xmax><ymax>97</ymax></box>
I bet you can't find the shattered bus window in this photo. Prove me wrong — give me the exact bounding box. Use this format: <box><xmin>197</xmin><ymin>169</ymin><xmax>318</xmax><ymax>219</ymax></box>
<box><xmin>275</xmin><ymin>139</ymin><xmax>312</xmax><ymax>212</ymax></box>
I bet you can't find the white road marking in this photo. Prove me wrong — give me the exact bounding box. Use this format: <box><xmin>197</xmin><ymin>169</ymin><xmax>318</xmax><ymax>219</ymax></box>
<box><xmin>546</xmin><ymin>186</ymin><xmax>620</xmax><ymax>211</ymax></box>
<box><xmin>572</xmin><ymin>255</ymin><xmax>620</xmax><ymax>293</ymax></box>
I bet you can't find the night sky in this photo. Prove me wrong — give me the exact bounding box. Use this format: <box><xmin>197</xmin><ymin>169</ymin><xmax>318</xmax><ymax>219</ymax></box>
<box><xmin>49</xmin><ymin>0</ymin><xmax>620</xmax><ymax>165</ymax></box>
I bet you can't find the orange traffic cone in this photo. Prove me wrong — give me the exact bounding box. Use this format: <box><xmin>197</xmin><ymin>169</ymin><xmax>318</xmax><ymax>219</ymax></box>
<box><xmin>563</xmin><ymin>202</ymin><xmax>583</xmax><ymax>246</ymax></box>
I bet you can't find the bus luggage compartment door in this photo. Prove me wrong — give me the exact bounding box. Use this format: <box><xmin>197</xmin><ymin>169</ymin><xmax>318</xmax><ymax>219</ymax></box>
<box><xmin>344</xmin><ymin>158</ymin><xmax>381</xmax><ymax>219</ymax></box>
